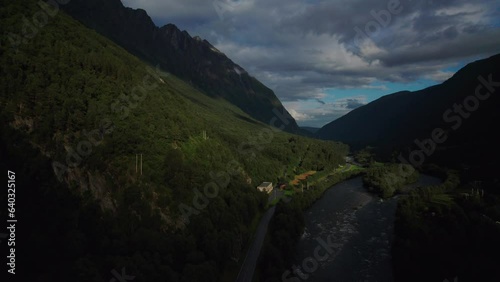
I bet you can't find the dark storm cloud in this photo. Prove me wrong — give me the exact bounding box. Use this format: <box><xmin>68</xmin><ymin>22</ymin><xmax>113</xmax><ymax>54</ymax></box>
<box><xmin>316</xmin><ymin>99</ymin><xmax>326</xmax><ymax>105</ymax></box>
<box><xmin>122</xmin><ymin>0</ymin><xmax>500</xmax><ymax>126</ymax></box>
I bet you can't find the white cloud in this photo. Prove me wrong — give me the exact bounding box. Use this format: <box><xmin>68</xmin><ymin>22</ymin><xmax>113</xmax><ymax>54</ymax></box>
<box><xmin>121</xmin><ymin>0</ymin><xmax>500</xmax><ymax>127</ymax></box>
<box><xmin>288</xmin><ymin>108</ymin><xmax>313</xmax><ymax>122</ymax></box>
<box><xmin>283</xmin><ymin>95</ymin><xmax>367</xmax><ymax>127</ymax></box>
<box><xmin>424</xmin><ymin>71</ymin><xmax>455</xmax><ymax>82</ymax></box>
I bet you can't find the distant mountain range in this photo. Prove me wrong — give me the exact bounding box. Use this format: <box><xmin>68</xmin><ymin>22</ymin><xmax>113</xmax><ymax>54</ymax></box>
<box><xmin>317</xmin><ymin>54</ymin><xmax>500</xmax><ymax>179</ymax></box>
<box><xmin>61</xmin><ymin>0</ymin><xmax>300</xmax><ymax>133</ymax></box>
<box><xmin>300</xmin><ymin>126</ymin><xmax>320</xmax><ymax>134</ymax></box>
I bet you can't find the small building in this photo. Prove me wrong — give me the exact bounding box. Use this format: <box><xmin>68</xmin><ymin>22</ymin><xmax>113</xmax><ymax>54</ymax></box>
<box><xmin>257</xmin><ymin>182</ymin><xmax>273</xmax><ymax>194</ymax></box>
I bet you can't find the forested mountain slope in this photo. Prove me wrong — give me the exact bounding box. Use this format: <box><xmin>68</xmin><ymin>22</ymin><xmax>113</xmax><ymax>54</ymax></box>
<box><xmin>0</xmin><ymin>1</ymin><xmax>347</xmax><ymax>281</ymax></box>
<box><xmin>61</xmin><ymin>0</ymin><xmax>300</xmax><ymax>133</ymax></box>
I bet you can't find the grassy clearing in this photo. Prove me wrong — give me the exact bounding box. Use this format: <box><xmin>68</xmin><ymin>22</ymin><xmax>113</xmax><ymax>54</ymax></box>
<box><xmin>429</xmin><ymin>193</ymin><xmax>455</xmax><ymax>207</ymax></box>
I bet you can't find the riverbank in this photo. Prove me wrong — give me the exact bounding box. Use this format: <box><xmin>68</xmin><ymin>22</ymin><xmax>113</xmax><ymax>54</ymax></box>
<box><xmin>393</xmin><ymin>168</ymin><xmax>500</xmax><ymax>281</ymax></box>
<box><xmin>287</xmin><ymin>173</ymin><xmax>441</xmax><ymax>282</ymax></box>
<box><xmin>255</xmin><ymin>169</ymin><xmax>364</xmax><ymax>282</ymax></box>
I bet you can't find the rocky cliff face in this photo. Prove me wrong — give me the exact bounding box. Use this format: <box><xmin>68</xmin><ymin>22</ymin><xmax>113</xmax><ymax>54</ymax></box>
<box><xmin>62</xmin><ymin>0</ymin><xmax>300</xmax><ymax>133</ymax></box>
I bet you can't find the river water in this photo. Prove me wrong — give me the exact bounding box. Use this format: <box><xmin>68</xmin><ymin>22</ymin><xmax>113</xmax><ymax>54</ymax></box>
<box><xmin>290</xmin><ymin>174</ymin><xmax>441</xmax><ymax>282</ymax></box>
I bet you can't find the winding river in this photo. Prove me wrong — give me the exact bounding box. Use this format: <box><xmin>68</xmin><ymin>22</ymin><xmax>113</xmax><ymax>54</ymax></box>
<box><xmin>290</xmin><ymin>174</ymin><xmax>441</xmax><ymax>282</ymax></box>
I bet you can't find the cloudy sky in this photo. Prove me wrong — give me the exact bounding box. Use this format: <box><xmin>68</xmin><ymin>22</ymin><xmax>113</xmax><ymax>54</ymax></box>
<box><xmin>123</xmin><ymin>0</ymin><xmax>500</xmax><ymax>127</ymax></box>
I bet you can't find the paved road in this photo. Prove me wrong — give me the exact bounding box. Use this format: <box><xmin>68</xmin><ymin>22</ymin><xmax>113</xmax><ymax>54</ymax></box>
<box><xmin>268</xmin><ymin>189</ymin><xmax>284</xmax><ymax>204</ymax></box>
<box><xmin>235</xmin><ymin>205</ymin><xmax>276</xmax><ymax>282</ymax></box>
<box><xmin>339</xmin><ymin>163</ymin><xmax>351</xmax><ymax>172</ymax></box>
<box><xmin>235</xmin><ymin>167</ymin><xmax>352</xmax><ymax>282</ymax></box>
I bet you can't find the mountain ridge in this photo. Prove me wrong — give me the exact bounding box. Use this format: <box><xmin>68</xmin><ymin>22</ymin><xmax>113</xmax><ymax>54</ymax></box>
<box><xmin>61</xmin><ymin>0</ymin><xmax>300</xmax><ymax>133</ymax></box>
<box><xmin>316</xmin><ymin>53</ymin><xmax>500</xmax><ymax>178</ymax></box>
<box><xmin>0</xmin><ymin>1</ymin><xmax>348</xmax><ymax>280</ymax></box>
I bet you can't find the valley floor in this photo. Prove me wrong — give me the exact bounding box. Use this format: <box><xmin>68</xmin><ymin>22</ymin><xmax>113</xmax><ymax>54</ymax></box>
<box><xmin>289</xmin><ymin>174</ymin><xmax>441</xmax><ymax>282</ymax></box>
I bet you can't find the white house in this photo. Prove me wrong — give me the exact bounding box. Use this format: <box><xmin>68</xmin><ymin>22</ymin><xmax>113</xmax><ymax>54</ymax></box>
<box><xmin>257</xmin><ymin>182</ymin><xmax>273</xmax><ymax>194</ymax></box>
